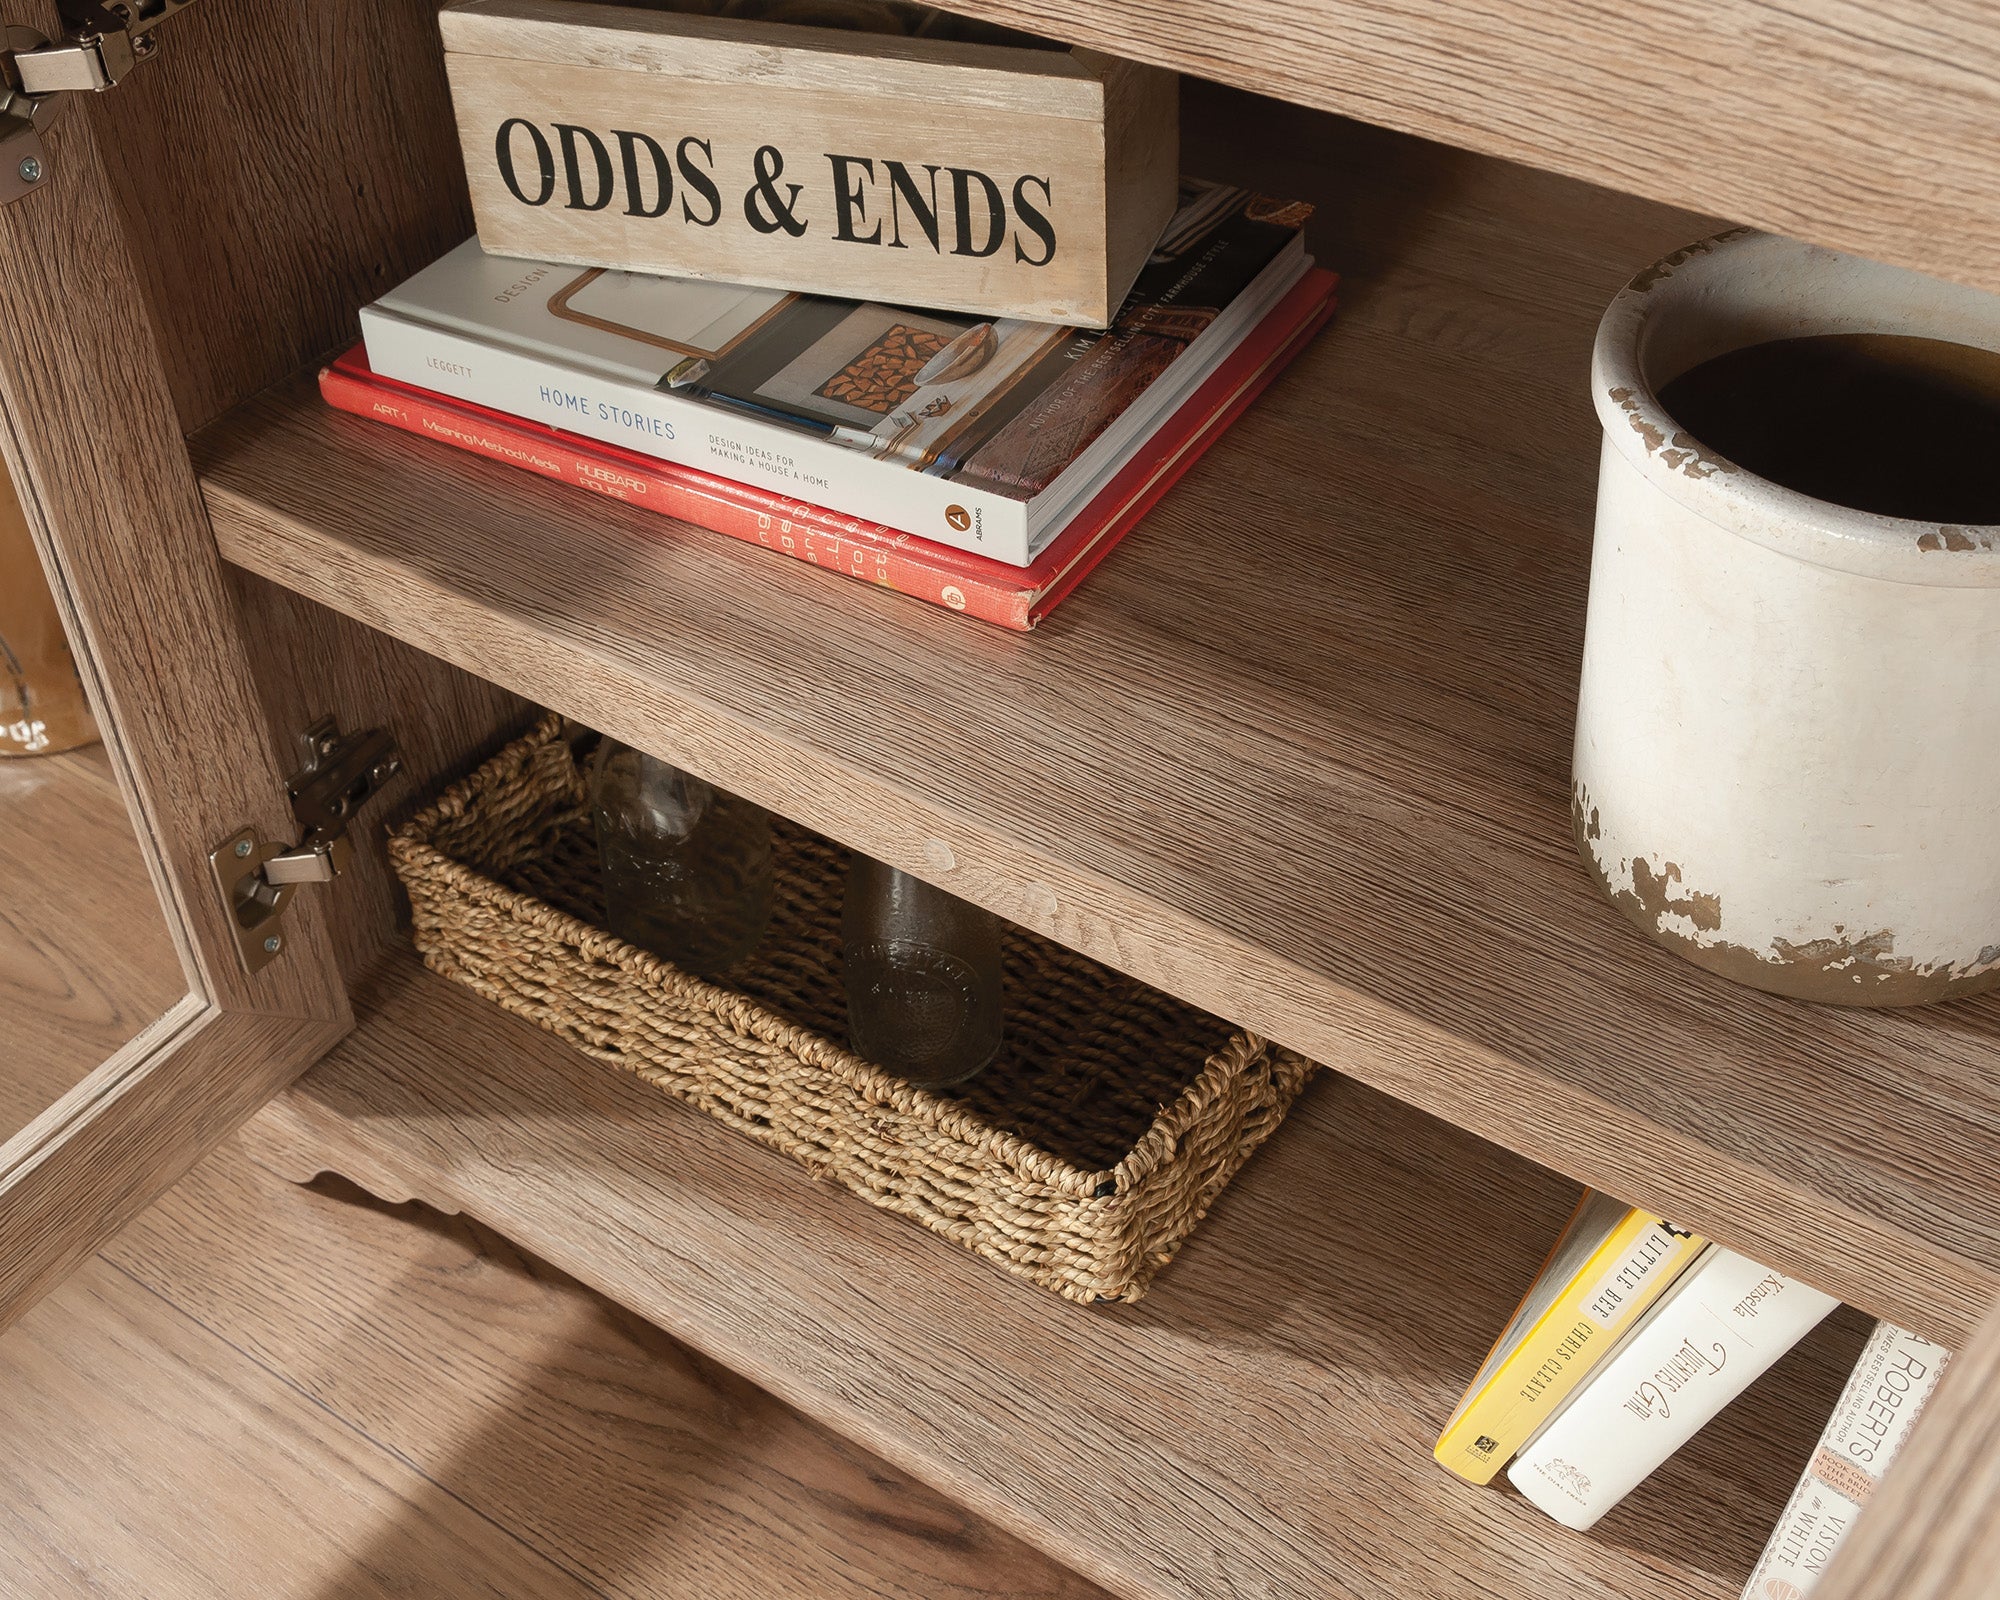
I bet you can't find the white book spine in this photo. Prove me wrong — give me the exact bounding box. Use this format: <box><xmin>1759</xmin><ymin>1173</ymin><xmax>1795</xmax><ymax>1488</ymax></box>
<box><xmin>358</xmin><ymin>306</ymin><xmax>1038</xmax><ymax>565</ymax></box>
<box><xmin>1740</xmin><ymin>1322</ymin><xmax>1951</xmax><ymax>1600</ymax></box>
<box><xmin>1507</xmin><ymin>1249</ymin><xmax>1839</xmax><ymax>1531</ymax></box>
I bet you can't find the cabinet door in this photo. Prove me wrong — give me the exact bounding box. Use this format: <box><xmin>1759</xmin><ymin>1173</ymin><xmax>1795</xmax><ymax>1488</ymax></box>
<box><xmin>1813</xmin><ymin>1297</ymin><xmax>2000</xmax><ymax>1599</ymax></box>
<box><xmin>0</xmin><ymin>0</ymin><xmax>518</xmax><ymax>1333</ymax></box>
<box><xmin>0</xmin><ymin>38</ymin><xmax>357</xmax><ymax>1333</ymax></box>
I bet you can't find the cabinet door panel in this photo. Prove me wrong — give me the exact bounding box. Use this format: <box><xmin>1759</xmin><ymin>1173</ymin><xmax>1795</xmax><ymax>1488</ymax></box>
<box><xmin>0</xmin><ymin>14</ymin><xmax>350</xmax><ymax>1332</ymax></box>
<box><xmin>0</xmin><ymin>640</ymin><xmax>185</xmax><ymax>1143</ymax></box>
<box><xmin>0</xmin><ymin>0</ymin><xmax>528</xmax><ymax>1328</ymax></box>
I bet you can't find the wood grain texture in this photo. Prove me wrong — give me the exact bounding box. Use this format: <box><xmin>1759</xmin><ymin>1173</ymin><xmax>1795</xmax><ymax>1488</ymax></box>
<box><xmin>0</xmin><ymin>1259</ymin><xmax>596</xmax><ymax>1600</ymax></box>
<box><xmin>97</xmin><ymin>1146</ymin><xmax>1108</xmax><ymax>1600</ymax></box>
<box><xmin>444</xmin><ymin>0</ymin><xmax>1177</xmax><ymax>323</ymax></box>
<box><xmin>90</xmin><ymin>0</ymin><xmax>474</xmax><ymax>433</ymax></box>
<box><xmin>200</xmin><ymin>90</ymin><xmax>2000</xmax><ymax>1346</ymax></box>
<box><xmin>247</xmin><ymin>952</ymin><xmax>1874</xmax><ymax>1600</ymax></box>
<box><xmin>1095</xmin><ymin>48</ymin><xmax>1179</xmax><ymax>312</ymax></box>
<box><xmin>0</xmin><ymin>745</ymin><xmax>185</xmax><ymax>1143</ymax></box>
<box><xmin>446</xmin><ymin>0</ymin><xmax>1106</xmax><ymax>107</ymax></box>
<box><xmin>1</xmin><ymin>733</ymin><xmax>1077</xmax><ymax>1598</ymax></box>
<box><xmin>0</xmin><ymin>0</ymin><xmax>349</xmax><ymax>1020</ymax></box>
<box><xmin>83</xmin><ymin>0</ymin><xmax>537</xmax><ymax>990</ymax></box>
<box><xmin>223</xmin><ymin>569</ymin><xmax>530</xmax><ymax>989</ymax></box>
<box><xmin>0</xmin><ymin>764</ymin><xmax>1089</xmax><ymax>1600</ymax></box>
<box><xmin>936</xmin><ymin>0</ymin><xmax>2000</xmax><ymax>297</ymax></box>
<box><xmin>0</xmin><ymin>1005</ymin><xmax>342</xmax><ymax>1334</ymax></box>
<box><xmin>1814</xmin><ymin>1299</ymin><xmax>2000</xmax><ymax>1600</ymax></box>
<box><xmin>0</xmin><ymin>0</ymin><xmax>359</xmax><ymax>1332</ymax></box>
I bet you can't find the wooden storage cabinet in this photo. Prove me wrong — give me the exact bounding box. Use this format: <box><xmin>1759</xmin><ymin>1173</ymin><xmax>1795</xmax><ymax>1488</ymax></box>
<box><xmin>0</xmin><ymin>2</ymin><xmax>1994</xmax><ymax>1597</ymax></box>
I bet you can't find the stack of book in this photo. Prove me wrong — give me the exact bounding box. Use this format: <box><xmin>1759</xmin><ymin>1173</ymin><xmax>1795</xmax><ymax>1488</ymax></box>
<box><xmin>329</xmin><ymin>180</ymin><xmax>1336</xmax><ymax>629</ymax></box>
<box><xmin>1436</xmin><ymin>1193</ymin><xmax>1953</xmax><ymax>1597</ymax></box>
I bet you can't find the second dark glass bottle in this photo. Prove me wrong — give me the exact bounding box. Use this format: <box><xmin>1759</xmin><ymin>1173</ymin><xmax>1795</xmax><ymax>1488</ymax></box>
<box><xmin>842</xmin><ymin>854</ymin><xmax>1004</xmax><ymax>1088</ymax></box>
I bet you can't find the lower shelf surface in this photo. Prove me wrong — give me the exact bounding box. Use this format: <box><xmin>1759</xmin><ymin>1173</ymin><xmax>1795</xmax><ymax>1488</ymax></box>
<box><xmin>245</xmin><ymin>952</ymin><xmax>1871</xmax><ymax>1600</ymax></box>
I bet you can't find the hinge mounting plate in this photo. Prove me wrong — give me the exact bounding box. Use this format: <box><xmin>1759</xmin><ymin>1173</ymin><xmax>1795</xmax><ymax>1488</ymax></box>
<box><xmin>209</xmin><ymin>717</ymin><xmax>402</xmax><ymax>975</ymax></box>
<box><xmin>1</xmin><ymin>26</ymin><xmax>61</xmax><ymax>205</ymax></box>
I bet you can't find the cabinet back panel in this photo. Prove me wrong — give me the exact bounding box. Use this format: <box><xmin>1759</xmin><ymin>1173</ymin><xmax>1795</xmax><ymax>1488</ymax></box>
<box><xmin>89</xmin><ymin>0</ymin><xmax>470</xmax><ymax>434</ymax></box>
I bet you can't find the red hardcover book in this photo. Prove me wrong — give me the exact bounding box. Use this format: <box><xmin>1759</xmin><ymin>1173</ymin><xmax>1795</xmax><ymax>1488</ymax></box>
<box><xmin>322</xmin><ymin>268</ymin><xmax>1336</xmax><ymax>629</ymax></box>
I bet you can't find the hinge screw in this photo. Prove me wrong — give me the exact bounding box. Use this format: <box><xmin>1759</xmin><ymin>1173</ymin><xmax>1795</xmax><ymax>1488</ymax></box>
<box><xmin>17</xmin><ymin>156</ymin><xmax>42</xmax><ymax>185</ymax></box>
<box><xmin>132</xmin><ymin>34</ymin><xmax>158</xmax><ymax>59</ymax></box>
<box><xmin>234</xmin><ymin>838</ymin><xmax>254</xmax><ymax>858</ymax></box>
<box><xmin>263</xmin><ymin>935</ymin><xmax>283</xmax><ymax>955</ymax></box>
<box><xmin>370</xmin><ymin>756</ymin><xmax>401</xmax><ymax>785</ymax></box>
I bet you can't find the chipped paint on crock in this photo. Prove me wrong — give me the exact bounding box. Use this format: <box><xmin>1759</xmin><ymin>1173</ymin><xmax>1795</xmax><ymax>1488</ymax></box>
<box><xmin>1624</xmin><ymin>227</ymin><xmax>1756</xmax><ymax>294</ymax></box>
<box><xmin>1767</xmin><ymin>929</ymin><xmax>1911</xmax><ymax>978</ymax></box>
<box><xmin>1606</xmin><ymin>387</ymin><xmax>1667</xmax><ymax>452</ymax></box>
<box><xmin>1628</xmin><ymin>855</ymin><xmax>1723</xmax><ymax>934</ymax></box>
<box><xmin>1570</xmin><ymin>786</ymin><xmax>2000</xmax><ymax>1006</ymax></box>
<box><xmin>1604</xmin><ymin>388</ymin><xmax>1735</xmax><ymax>480</ymax></box>
<box><xmin>1917</xmin><ymin>526</ymin><xmax>1998</xmax><ymax>553</ymax></box>
<box><xmin>1656</xmin><ymin>430</ymin><xmax>1735</xmax><ymax>480</ymax></box>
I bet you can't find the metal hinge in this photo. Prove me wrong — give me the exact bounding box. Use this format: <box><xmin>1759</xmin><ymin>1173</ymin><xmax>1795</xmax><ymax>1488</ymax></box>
<box><xmin>209</xmin><ymin>717</ymin><xmax>403</xmax><ymax>976</ymax></box>
<box><xmin>2</xmin><ymin>1</ymin><xmax>204</xmax><ymax>202</ymax></box>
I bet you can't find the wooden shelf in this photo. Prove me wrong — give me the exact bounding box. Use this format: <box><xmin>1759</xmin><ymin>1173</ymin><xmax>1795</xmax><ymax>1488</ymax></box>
<box><xmin>946</xmin><ymin>0</ymin><xmax>2000</xmax><ymax>300</ymax></box>
<box><xmin>245</xmin><ymin>950</ymin><xmax>1872</xmax><ymax>1600</ymax></box>
<box><xmin>195</xmin><ymin>89</ymin><xmax>2000</xmax><ymax>1346</ymax></box>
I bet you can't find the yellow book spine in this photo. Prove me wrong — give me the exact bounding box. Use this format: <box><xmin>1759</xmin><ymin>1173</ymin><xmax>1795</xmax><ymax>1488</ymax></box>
<box><xmin>1435</xmin><ymin>1211</ymin><xmax>1707</xmax><ymax>1485</ymax></box>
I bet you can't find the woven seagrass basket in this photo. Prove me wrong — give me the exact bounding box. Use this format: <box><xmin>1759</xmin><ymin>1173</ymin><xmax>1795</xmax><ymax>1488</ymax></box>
<box><xmin>388</xmin><ymin>713</ymin><xmax>1317</xmax><ymax>1303</ymax></box>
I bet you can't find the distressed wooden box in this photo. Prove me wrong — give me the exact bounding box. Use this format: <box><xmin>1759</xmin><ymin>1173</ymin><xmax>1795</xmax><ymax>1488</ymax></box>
<box><xmin>440</xmin><ymin>0</ymin><xmax>1179</xmax><ymax>327</ymax></box>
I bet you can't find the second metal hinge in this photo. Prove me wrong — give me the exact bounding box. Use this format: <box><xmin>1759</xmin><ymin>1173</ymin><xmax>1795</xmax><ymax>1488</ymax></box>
<box><xmin>210</xmin><ymin>717</ymin><xmax>403</xmax><ymax>975</ymax></box>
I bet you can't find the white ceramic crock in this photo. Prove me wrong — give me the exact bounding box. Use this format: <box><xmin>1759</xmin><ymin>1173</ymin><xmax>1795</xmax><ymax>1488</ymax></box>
<box><xmin>1574</xmin><ymin>230</ymin><xmax>2000</xmax><ymax>1006</ymax></box>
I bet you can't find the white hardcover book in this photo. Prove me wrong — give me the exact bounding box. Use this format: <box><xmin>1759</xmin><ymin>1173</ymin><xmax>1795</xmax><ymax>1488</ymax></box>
<box><xmin>1508</xmin><ymin>1248</ymin><xmax>1839</xmax><ymax>1531</ymax></box>
<box><xmin>1740</xmin><ymin>1322</ymin><xmax>1951</xmax><ymax>1600</ymax></box>
<box><xmin>358</xmin><ymin>186</ymin><xmax>1312</xmax><ymax>565</ymax></box>
<box><xmin>359</xmin><ymin>301</ymin><xmax>1044</xmax><ymax>563</ymax></box>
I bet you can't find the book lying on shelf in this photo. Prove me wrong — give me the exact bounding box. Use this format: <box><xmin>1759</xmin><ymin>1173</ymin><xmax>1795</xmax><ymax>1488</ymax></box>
<box><xmin>360</xmin><ymin>179</ymin><xmax>1314</xmax><ymax>565</ymax></box>
<box><xmin>1434</xmin><ymin>1191</ymin><xmax>1707</xmax><ymax>1485</ymax></box>
<box><xmin>1741</xmin><ymin>1322</ymin><xmax>1951</xmax><ymax>1600</ymax></box>
<box><xmin>322</xmin><ymin>269</ymin><xmax>1336</xmax><ymax>630</ymax></box>
<box><xmin>1508</xmin><ymin>1246</ymin><xmax>1839</xmax><ymax>1531</ymax></box>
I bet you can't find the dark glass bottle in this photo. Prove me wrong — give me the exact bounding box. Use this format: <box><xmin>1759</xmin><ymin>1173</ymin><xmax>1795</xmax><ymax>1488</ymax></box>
<box><xmin>842</xmin><ymin>854</ymin><xmax>1003</xmax><ymax>1087</ymax></box>
<box><xmin>590</xmin><ymin>740</ymin><xmax>774</xmax><ymax>979</ymax></box>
